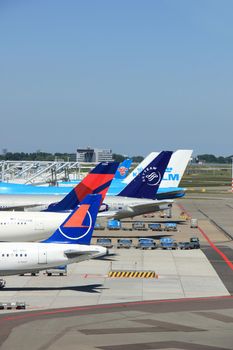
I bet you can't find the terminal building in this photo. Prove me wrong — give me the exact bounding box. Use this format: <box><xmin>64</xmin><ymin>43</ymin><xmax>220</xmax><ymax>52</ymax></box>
<box><xmin>76</xmin><ymin>147</ymin><xmax>113</xmax><ymax>163</ymax></box>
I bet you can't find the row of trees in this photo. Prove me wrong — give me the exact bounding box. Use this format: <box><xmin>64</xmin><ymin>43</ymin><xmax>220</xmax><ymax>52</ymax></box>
<box><xmin>112</xmin><ymin>153</ymin><xmax>144</xmax><ymax>163</ymax></box>
<box><xmin>0</xmin><ymin>152</ymin><xmax>144</xmax><ymax>163</ymax></box>
<box><xmin>196</xmin><ymin>154</ymin><xmax>233</xmax><ymax>164</ymax></box>
<box><xmin>0</xmin><ymin>152</ymin><xmax>75</xmax><ymax>161</ymax></box>
<box><xmin>0</xmin><ymin>152</ymin><xmax>232</xmax><ymax>164</ymax></box>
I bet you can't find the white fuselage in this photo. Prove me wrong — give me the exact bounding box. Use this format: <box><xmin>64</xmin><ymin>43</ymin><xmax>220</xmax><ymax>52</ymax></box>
<box><xmin>0</xmin><ymin>242</ymin><xmax>107</xmax><ymax>276</ymax></box>
<box><xmin>0</xmin><ymin>194</ymin><xmax>62</xmax><ymax>211</ymax></box>
<box><xmin>0</xmin><ymin>211</ymin><xmax>69</xmax><ymax>241</ymax></box>
<box><xmin>0</xmin><ymin>194</ymin><xmax>172</xmax><ymax>220</ymax></box>
<box><xmin>0</xmin><ymin>196</ymin><xmax>170</xmax><ymax>241</ymax></box>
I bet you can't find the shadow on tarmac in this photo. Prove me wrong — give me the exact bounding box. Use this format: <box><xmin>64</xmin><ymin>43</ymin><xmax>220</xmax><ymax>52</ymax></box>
<box><xmin>95</xmin><ymin>253</ymin><xmax>117</xmax><ymax>261</ymax></box>
<box><xmin>0</xmin><ymin>283</ymin><xmax>106</xmax><ymax>293</ymax></box>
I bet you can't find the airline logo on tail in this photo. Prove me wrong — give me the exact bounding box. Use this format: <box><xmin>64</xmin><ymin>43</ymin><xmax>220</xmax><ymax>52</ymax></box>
<box><xmin>118</xmin><ymin>166</ymin><xmax>129</xmax><ymax>176</ymax></box>
<box><xmin>43</xmin><ymin>194</ymin><xmax>102</xmax><ymax>245</ymax></box>
<box><xmin>59</xmin><ymin>204</ymin><xmax>92</xmax><ymax>241</ymax></box>
<box><xmin>114</xmin><ymin>159</ymin><xmax>132</xmax><ymax>180</ymax></box>
<box><xmin>142</xmin><ymin>167</ymin><xmax>161</xmax><ymax>186</ymax></box>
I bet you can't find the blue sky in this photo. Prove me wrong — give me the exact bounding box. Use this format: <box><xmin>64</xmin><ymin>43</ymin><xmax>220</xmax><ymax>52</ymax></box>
<box><xmin>0</xmin><ymin>0</ymin><xmax>232</xmax><ymax>156</ymax></box>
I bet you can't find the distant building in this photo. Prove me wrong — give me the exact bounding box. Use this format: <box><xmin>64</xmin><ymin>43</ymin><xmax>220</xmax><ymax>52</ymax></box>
<box><xmin>76</xmin><ymin>147</ymin><xmax>113</xmax><ymax>163</ymax></box>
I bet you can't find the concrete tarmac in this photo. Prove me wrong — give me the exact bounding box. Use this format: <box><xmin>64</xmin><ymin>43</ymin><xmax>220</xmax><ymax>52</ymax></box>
<box><xmin>0</xmin><ymin>191</ymin><xmax>233</xmax><ymax>349</ymax></box>
<box><xmin>0</xmin><ymin>296</ymin><xmax>233</xmax><ymax>349</ymax></box>
<box><xmin>0</xmin><ymin>247</ymin><xmax>229</xmax><ymax>310</ymax></box>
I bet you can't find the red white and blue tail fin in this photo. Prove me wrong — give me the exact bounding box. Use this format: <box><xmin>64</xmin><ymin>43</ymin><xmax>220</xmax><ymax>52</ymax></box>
<box><xmin>45</xmin><ymin>162</ymin><xmax>118</xmax><ymax>212</ymax></box>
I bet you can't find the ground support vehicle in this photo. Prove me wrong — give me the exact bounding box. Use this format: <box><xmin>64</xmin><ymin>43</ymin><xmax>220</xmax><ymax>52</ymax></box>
<box><xmin>46</xmin><ymin>265</ymin><xmax>67</xmax><ymax>276</ymax></box>
<box><xmin>148</xmin><ymin>223</ymin><xmax>162</xmax><ymax>231</ymax></box>
<box><xmin>178</xmin><ymin>242</ymin><xmax>192</xmax><ymax>250</ymax></box>
<box><xmin>136</xmin><ymin>238</ymin><xmax>157</xmax><ymax>250</ymax></box>
<box><xmin>132</xmin><ymin>221</ymin><xmax>148</xmax><ymax>231</ymax></box>
<box><xmin>164</xmin><ymin>223</ymin><xmax>177</xmax><ymax>231</ymax></box>
<box><xmin>160</xmin><ymin>237</ymin><xmax>177</xmax><ymax>250</ymax></box>
<box><xmin>107</xmin><ymin>219</ymin><xmax>121</xmax><ymax>230</ymax></box>
<box><xmin>0</xmin><ymin>279</ymin><xmax>6</xmax><ymax>288</ymax></box>
<box><xmin>117</xmin><ymin>238</ymin><xmax>132</xmax><ymax>249</ymax></box>
<box><xmin>189</xmin><ymin>237</ymin><xmax>200</xmax><ymax>249</ymax></box>
<box><xmin>96</xmin><ymin>238</ymin><xmax>113</xmax><ymax>249</ymax></box>
<box><xmin>190</xmin><ymin>218</ymin><xmax>198</xmax><ymax>228</ymax></box>
<box><xmin>94</xmin><ymin>223</ymin><xmax>105</xmax><ymax>230</ymax></box>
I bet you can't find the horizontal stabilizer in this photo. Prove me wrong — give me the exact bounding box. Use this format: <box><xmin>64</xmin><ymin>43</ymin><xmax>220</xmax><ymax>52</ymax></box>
<box><xmin>64</xmin><ymin>249</ymin><xmax>97</xmax><ymax>258</ymax></box>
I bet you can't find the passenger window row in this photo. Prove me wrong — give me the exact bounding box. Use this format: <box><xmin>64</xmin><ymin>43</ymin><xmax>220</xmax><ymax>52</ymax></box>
<box><xmin>0</xmin><ymin>222</ymin><xmax>27</xmax><ymax>225</ymax></box>
<box><xmin>1</xmin><ymin>253</ymin><xmax>27</xmax><ymax>257</ymax></box>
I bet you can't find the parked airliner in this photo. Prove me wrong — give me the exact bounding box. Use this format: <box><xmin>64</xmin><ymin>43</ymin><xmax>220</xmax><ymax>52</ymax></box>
<box><xmin>0</xmin><ymin>159</ymin><xmax>131</xmax><ymax>195</ymax></box>
<box><xmin>0</xmin><ymin>150</ymin><xmax>192</xmax><ymax>200</ymax></box>
<box><xmin>0</xmin><ymin>153</ymin><xmax>172</xmax><ymax>241</ymax></box>
<box><xmin>107</xmin><ymin>150</ymin><xmax>193</xmax><ymax>198</ymax></box>
<box><xmin>0</xmin><ymin>194</ymin><xmax>107</xmax><ymax>288</ymax></box>
<box><xmin>0</xmin><ymin>161</ymin><xmax>119</xmax><ymax>241</ymax></box>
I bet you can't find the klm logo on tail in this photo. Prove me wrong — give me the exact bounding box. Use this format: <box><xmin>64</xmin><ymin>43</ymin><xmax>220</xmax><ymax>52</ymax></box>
<box><xmin>163</xmin><ymin>167</ymin><xmax>180</xmax><ymax>181</ymax></box>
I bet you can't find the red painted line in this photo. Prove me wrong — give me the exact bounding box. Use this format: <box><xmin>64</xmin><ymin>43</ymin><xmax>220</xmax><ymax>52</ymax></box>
<box><xmin>1</xmin><ymin>295</ymin><xmax>233</xmax><ymax>322</ymax></box>
<box><xmin>177</xmin><ymin>203</ymin><xmax>233</xmax><ymax>271</ymax></box>
<box><xmin>177</xmin><ymin>203</ymin><xmax>192</xmax><ymax>217</ymax></box>
<box><xmin>198</xmin><ymin>226</ymin><xmax>233</xmax><ymax>270</ymax></box>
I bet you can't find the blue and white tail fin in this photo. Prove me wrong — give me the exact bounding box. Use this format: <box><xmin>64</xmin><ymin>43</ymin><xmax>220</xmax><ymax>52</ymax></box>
<box><xmin>123</xmin><ymin>152</ymin><xmax>159</xmax><ymax>184</ymax></box>
<box><xmin>114</xmin><ymin>159</ymin><xmax>132</xmax><ymax>180</ymax></box>
<box><xmin>44</xmin><ymin>162</ymin><xmax>119</xmax><ymax>212</ymax></box>
<box><xmin>114</xmin><ymin>159</ymin><xmax>133</xmax><ymax>180</ymax></box>
<box><xmin>159</xmin><ymin>150</ymin><xmax>193</xmax><ymax>188</ymax></box>
<box><xmin>42</xmin><ymin>194</ymin><xmax>102</xmax><ymax>245</ymax></box>
<box><xmin>118</xmin><ymin>151</ymin><xmax>173</xmax><ymax>199</ymax></box>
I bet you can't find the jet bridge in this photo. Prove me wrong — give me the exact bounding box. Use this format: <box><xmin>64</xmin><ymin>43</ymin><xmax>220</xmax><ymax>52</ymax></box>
<box><xmin>0</xmin><ymin>161</ymin><xmax>95</xmax><ymax>185</ymax></box>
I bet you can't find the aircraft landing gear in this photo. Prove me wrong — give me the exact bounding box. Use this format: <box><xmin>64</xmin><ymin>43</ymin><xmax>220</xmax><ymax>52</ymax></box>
<box><xmin>0</xmin><ymin>279</ymin><xmax>6</xmax><ymax>288</ymax></box>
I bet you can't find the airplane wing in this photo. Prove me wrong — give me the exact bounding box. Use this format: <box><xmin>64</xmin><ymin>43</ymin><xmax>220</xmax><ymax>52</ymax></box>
<box><xmin>130</xmin><ymin>200</ymin><xmax>173</xmax><ymax>212</ymax></box>
<box><xmin>64</xmin><ymin>249</ymin><xmax>99</xmax><ymax>259</ymax></box>
<box><xmin>98</xmin><ymin>210</ymin><xmax>118</xmax><ymax>218</ymax></box>
<box><xmin>156</xmin><ymin>189</ymin><xmax>186</xmax><ymax>200</ymax></box>
<box><xmin>113</xmin><ymin>200</ymin><xmax>173</xmax><ymax>219</ymax></box>
<box><xmin>0</xmin><ymin>204</ymin><xmax>45</xmax><ymax>211</ymax></box>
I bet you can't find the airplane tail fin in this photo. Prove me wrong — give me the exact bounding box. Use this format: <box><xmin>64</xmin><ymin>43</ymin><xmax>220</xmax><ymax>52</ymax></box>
<box><xmin>123</xmin><ymin>152</ymin><xmax>159</xmax><ymax>184</ymax></box>
<box><xmin>160</xmin><ymin>150</ymin><xmax>193</xmax><ymax>188</ymax></box>
<box><xmin>43</xmin><ymin>194</ymin><xmax>101</xmax><ymax>244</ymax></box>
<box><xmin>114</xmin><ymin>159</ymin><xmax>132</xmax><ymax>179</ymax></box>
<box><xmin>118</xmin><ymin>151</ymin><xmax>173</xmax><ymax>199</ymax></box>
<box><xmin>45</xmin><ymin>162</ymin><xmax>119</xmax><ymax>212</ymax></box>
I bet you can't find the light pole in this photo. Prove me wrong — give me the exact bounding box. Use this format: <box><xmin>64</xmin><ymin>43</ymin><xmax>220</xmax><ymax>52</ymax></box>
<box><xmin>232</xmin><ymin>157</ymin><xmax>233</xmax><ymax>192</ymax></box>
